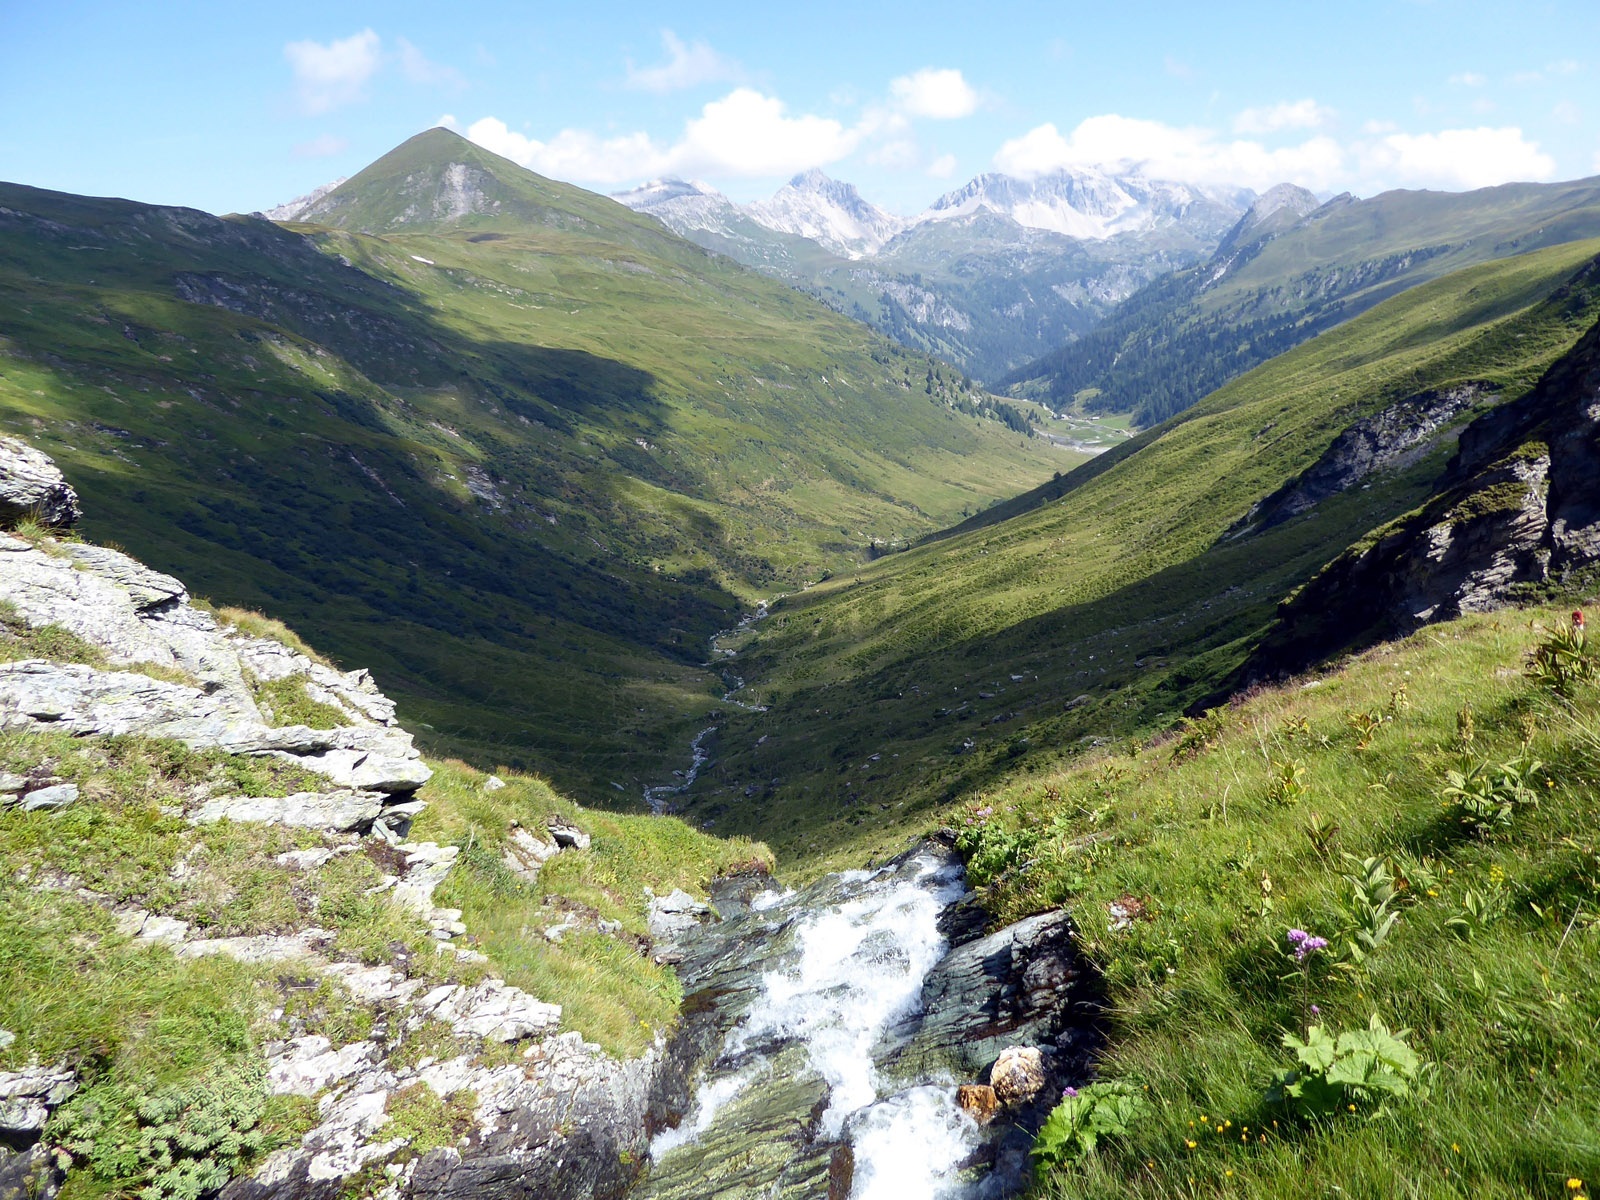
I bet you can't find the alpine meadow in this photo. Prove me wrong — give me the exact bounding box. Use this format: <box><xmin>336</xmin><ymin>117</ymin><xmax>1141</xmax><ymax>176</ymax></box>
<box><xmin>2</xmin><ymin>7</ymin><xmax>1600</xmax><ymax>1199</ymax></box>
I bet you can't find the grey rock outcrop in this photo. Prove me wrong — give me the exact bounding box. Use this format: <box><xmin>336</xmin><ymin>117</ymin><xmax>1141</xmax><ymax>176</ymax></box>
<box><xmin>0</xmin><ymin>1067</ymin><xmax>77</xmax><ymax>1142</ymax></box>
<box><xmin>646</xmin><ymin>889</ymin><xmax>715</xmax><ymax>964</ymax></box>
<box><xmin>17</xmin><ymin>783</ymin><xmax>77</xmax><ymax>811</ymax></box>
<box><xmin>0</xmin><ymin>438</ymin><xmax>80</xmax><ymax>529</ymax></box>
<box><xmin>0</xmin><ymin>496</ymin><xmax>429</xmax><ymax>804</ymax></box>
<box><xmin>1232</xmin><ymin>384</ymin><xmax>1491</xmax><ymax>537</ymax></box>
<box><xmin>1237</xmin><ymin>307</ymin><xmax>1600</xmax><ymax>684</ymax></box>
<box><xmin>0</xmin><ymin>1066</ymin><xmax>78</xmax><ymax>1200</ymax></box>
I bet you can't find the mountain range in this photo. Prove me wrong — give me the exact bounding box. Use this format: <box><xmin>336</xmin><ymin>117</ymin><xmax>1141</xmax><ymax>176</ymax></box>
<box><xmin>1001</xmin><ymin>172</ymin><xmax>1600</xmax><ymax>425</ymax></box>
<box><xmin>609</xmin><ymin>165</ymin><xmax>1258</xmax><ymax>380</ymax></box>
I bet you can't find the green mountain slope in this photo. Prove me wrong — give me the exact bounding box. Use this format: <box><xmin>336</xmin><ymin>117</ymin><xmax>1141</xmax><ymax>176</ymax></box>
<box><xmin>965</xmin><ymin>602</ymin><xmax>1600</xmax><ymax>1196</ymax></box>
<box><xmin>676</xmin><ymin>239</ymin><xmax>1600</xmax><ymax>869</ymax></box>
<box><xmin>1005</xmin><ymin>176</ymin><xmax>1600</xmax><ymax>426</ymax></box>
<box><xmin>0</xmin><ymin>130</ymin><xmax>1067</xmax><ymax>803</ymax></box>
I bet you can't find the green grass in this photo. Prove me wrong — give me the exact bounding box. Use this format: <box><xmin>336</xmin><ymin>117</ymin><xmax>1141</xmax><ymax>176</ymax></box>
<box><xmin>680</xmin><ymin>240</ymin><xmax>1600</xmax><ymax>872</ymax></box>
<box><xmin>940</xmin><ymin>604</ymin><xmax>1600</xmax><ymax>1198</ymax></box>
<box><xmin>247</xmin><ymin>674</ymin><xmax>347</xmax><ymax>729</ymax></box>
<box><xmin>411</xmin><ymin>759</ymin><xmax>771</xmax><ymax>1055</ymax></box>
<box><xmin>0</xmin><ymin>133</ymin><xmax>1068</xmax><ymax>806</ymax></box>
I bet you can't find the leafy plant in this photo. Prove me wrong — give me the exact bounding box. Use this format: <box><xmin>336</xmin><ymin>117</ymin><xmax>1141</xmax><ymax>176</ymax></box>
<box><xmin>1031</xmin><ymin>1081</ymin><xmax>1150</xmax><ymax>1175</ymax></box>
<box><xmin>1445</xmin><ymin>871</ymin><xmax>1509</xmax><ymax>941</ymax></box>
<box><xmin>1526</xmin><ymin>610</ymin><xmax>1596</xmax><ymax>695</ymax></box>
<box><xmin>1170</xmin><ymin>708</ymin><xmax>1226</xmax><ymax>762</ymax></box>
<box><xmin>953</xmin><ymin>807</ymin><xmax>1041</xmax><ymax>887</ymax></box>
<box><xmin>1301</xmin><ymin>811</ymin><xmax>1341</xmax><ymax>861</ymax></box>
<box><xmin>1442</xmin><ymin>751</ymin><xmax>1543</xmax><ymax>834</ymax></box>
<box><xmin>1346</xmin><ymin>708</ymin><xmax>1387</xmax><ymax>751</ymax></box>
<box><xmin>1339</xmin><ymin>855</ymin><xmax>1401</xmax><ymax>966</ymax></box>
<box><xmin>1267</xmin><ymin>1015</ymin><xmax>1425</xmax><ymax>1119</ymax></box>
<box><xmin>1268</xmin><ymin>758</ymin><xmax>1308</xmax><ymax>806</ymax></box>
<box><xmin>49</xmin><ymin>1060</ymin><xmax>275</xmax><ymax>1200</ymax></box>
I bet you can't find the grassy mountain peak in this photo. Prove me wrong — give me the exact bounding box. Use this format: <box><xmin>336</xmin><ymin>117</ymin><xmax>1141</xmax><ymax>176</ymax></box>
<box><xmin>285</xmin><ymin>126</ymin><xmax>662</xmax><ymax>244</ymax></box>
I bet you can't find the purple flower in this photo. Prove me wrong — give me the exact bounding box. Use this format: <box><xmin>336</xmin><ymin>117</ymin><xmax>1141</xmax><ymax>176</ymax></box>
<box><xmin>1286</xmin><ymin>929</ymin><xmax>1328</xmax><ymax>961</ymax></box>
<box><xmin>1310</xmin><ymin>1004</ymin><xmax>1320</xmax><ymax>1015</ymax></box>
<box><xmin>1061</xmin><ymin>1086</ymin><xmax>1079</xmax><ymax>1099</ymax></box>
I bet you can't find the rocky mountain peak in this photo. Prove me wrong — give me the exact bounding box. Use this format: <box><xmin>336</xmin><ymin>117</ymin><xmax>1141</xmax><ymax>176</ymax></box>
<box><xmin>746</xmin><ymin>169</ymin><xmax>906</xmax><ymax>258</ymax></box>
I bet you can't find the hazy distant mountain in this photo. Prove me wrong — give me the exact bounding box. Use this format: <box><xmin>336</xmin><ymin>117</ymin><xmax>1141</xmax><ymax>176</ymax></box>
<box><xmin>746</xmin><ymin>169</ymin><xmax>908</xmax><ymax>258</ymax></box>
<box><xmin>921</xmin><ymin>168</ymin><xmax>1253</xmax><ymax>243</ymax></box>
<box><xmin>259</xmin><ymin>178</ymin><xmax>347</xmax><ymax>222</ymax></box>
<box><xmin>610</xmin><ymin>177</ymin><xmax>745</xmax><ymax>236</ymax></box>
<box><xmin>613</xmin><ymin>167</ymin><xmax>1254</xmax><ymax>380</ymax></box>
<box><xmin>1003</xmin><ymin>174</ymin><xmax>1600</xmax><ymax>426</ymax></box>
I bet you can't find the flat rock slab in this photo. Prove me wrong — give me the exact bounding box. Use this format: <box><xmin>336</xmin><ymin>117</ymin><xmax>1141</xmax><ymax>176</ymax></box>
<box><xmin>191</xmin><ymin>790</ymin><xmax>389</xmax><ymax>832</ymax></box>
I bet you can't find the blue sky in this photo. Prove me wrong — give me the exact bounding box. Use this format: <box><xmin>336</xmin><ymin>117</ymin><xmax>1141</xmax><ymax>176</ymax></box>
<box><xmin>3</xmin><ymin>0</ymin><xmax>1597</xmax><ymax>216</ymax></box>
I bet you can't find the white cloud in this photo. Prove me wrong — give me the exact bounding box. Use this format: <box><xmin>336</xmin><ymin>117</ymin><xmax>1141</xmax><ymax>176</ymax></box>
<box><xmin>1511</xmin><ymin>58</ymin><xmax>1580</xmax><ymax>85</ymax></box>
<box><xmin>992</xmin><ymin>115</ymin><xmax>1346</xmax><ymax>191</ymax></box>
<box><xmin>1360</xmin><ymin>126</ymin><xmax>1555</xmax><ymax>189</ymax></box>
<box><xmin>1553</xmin><ymin>100</ymin><xmax>1581</xmax><ymax>125</ymax></box>
<box><xmin>866</xmin><ymin>139</ymin><xmax>919</xmax><ymax>169</ymax></box>
<box><xmin>467</xmin><ymin>118</ymin><xmax>669</xmax><ymax>182</ymax></box>
<box><xmin>991</xmin><ymin>113</ymin><xmax>1558</xmax><ymax>195</ymax></box>
<box><xmin>396</xmin><ymin>37</ymin><xmax>464</xmax><ymax>88</ymax></box>
<box><xmin>466</xmin><ymin>88</ymin><xmax>859</xmax><ymax>183</ymax></box>
<box><xmin>293</xmin><ymin>133</ymin><xmax>349</xmax><ymax>158</ymax></box>
<box><xmin>889</xmin><ymin>68</ymin><xmax>978</xmax><ymax>120</ymax></box>
<box><xmin>677</xmin><ymin>88</ymin><xmax>859</xmax><ymax>175</ymax></box>
<box><xmin>625</xmin><ymin>31</ymin><xmax>739</xmax><ymax>92</ymax></box>
<box><xmin>1234</xmin><ymin>99</ymin><xmax>1333</xmax><ymax>135</ymax></box>
<box><xmin>1449</xmin><ymin>71</ymin><xmax>1487</xmax><ymax>87</ymax></box>
<box><xmin>928</xmin><ymin>153</ymin><xmax>958</xmax><ymax>178</ymax></box>
<box><xmin>285</xmin><ymin>29</ymin><xmax>381</xmax><ymax>115</ymax></box>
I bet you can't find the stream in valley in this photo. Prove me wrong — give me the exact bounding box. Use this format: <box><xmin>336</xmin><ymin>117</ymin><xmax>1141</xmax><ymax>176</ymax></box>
<box><xmin>634</xmin><ymin>605</ymin><xmax>1099</xmax><ymax>1198</ymax></box>
<box><xmin>632</xmin><ymin>842</ymin><xmax>1098</xmax><ymax>1200</ymax></box>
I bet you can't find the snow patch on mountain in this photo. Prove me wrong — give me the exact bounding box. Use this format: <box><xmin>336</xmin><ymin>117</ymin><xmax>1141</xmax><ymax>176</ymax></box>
<box><xmin>921</xmin><ymin>168</ymin><xmax>1252</xmax><ymax>242</ymax></box>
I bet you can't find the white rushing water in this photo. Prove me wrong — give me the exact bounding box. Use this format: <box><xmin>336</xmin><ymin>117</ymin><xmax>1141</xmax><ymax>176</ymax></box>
<box><xmin>651</xmin><ymin>852</ymin><xmax>985</xmax><ymax>1198</ymax></box>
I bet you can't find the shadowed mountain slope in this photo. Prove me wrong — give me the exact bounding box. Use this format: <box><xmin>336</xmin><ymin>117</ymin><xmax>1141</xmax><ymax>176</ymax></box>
<box><xmin>0</xmin><ymin>131</ymin><xmax>1066</xmax><ymax>804</ymax></box>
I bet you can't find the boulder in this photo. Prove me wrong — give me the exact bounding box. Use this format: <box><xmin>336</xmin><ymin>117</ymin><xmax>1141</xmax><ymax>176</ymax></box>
<box><xmin>547</xmin><ymin>821</ymin><xmax>590</xmax><ymax>851</ymax></box>
<box><xmin>990</xmin><ymin>1046</ymin><xmax>1046</xmax><ymax>1106</ymax></box>
<box><xmin>190</xmin><ymin>790</ymin><xmax>388</xmax><ymax>832</ymax></box>
<box><xmin>266</xmin><ymin>1037</ymin><xmax>382</xmax><ymax>1098</ymax></box>
<box><xmin>415</xmin><ymin>979</ymin><xmax>561</xmax><ymax>1043</ymax></box>
<box><xmin>18</xmin><ymin>784</ymin><xmax>77</xmax><ymax>812</ymax></box>
<box><xmin>956</xmin><ymin>1083</ymin><xmax>999</xmax><ymax>1125</ymax></box>
<box><xmin>501</xmin><ymin>829</ymin><xmax>557</xmax><ymax>881</ymax></box>
<box><xmin>0</xmin><ymin>438</ymin><xmax>80</xmax><ymax>529</ymax></box>
<box><xmin>391</xmin><ymin>843</ymin><xmax>459</xmax><ymax>915</ymax></box>
<box><xmin>647</xmin><ymin>889</ymin><xmax>715</xmax><ymax>963</ymax></box>
<box><xmin>0</xmin><ymin>1066</ymin><xmax>77</xmax><ymax>1139</ymax></box>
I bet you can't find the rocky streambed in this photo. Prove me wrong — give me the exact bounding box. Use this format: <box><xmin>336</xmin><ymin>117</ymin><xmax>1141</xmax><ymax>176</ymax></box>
<box><xmin>635</xmin><ymin>841</ymin><xmax>1100</xmax><ymax>1200</ymax></box>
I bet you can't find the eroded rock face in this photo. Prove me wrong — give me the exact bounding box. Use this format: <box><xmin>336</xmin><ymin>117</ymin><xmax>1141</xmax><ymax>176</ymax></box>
<box><xmin>0</xmin><ymin>440</ymin><xmax>427</xmax><ymax>801</ymax></box>
<box><xmin>1237</xmin><ymin>308</ymin><xmax>1600</xmax><ymax>685</ymax></box>
<box><xmin>0</xmin><ymin>529</ymin><xmax>429</xmax><ymax>802</ymax></box>
<box><xmin>0</xmin><ymin>438</ymin><xmax>80</xmax><ymax>529</ymax></box>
